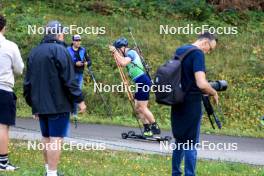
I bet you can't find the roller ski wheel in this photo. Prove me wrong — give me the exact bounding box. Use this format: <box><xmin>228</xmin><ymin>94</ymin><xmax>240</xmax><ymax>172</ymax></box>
<box><xmin>127</xmin><ymin>131</ymin><xmax>135</xmax><ymax>137</ymax></box>
<box><xmin>121</xmin><ymin>133</ymin><xmax>128</xmax><ymax>139</ymax></box>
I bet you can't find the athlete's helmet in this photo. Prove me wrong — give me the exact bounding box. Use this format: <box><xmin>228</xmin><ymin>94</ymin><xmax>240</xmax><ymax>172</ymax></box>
<box><xmin>113</xmin><ymin>37</ymin><xmax>128</xmax><ymax>48</ymax></box>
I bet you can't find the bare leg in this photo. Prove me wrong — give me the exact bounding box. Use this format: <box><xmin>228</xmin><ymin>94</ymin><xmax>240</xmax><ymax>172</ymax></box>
<box><xmin>135</xmin><ymin>100</ymin><xmax>150</xmax><ymax>124</ymax></box>
<box><xmin>47</xmin><ymin>137</ymin><xmax>63</xmax><ymax>170</ymax></box>
<box><xmin>0</xmin><ymin>124</ymin><xmax>9</xmax><ymax>155</ymax></box>
<box><xmin>42</xmin><ymin>137</ymin><xmax>50</xmax><ymax>165</ymax></box>
<box><xmin>135</xmin><ymin>100</ymin><xmax>155</xmax><ymax>124</ymax></box>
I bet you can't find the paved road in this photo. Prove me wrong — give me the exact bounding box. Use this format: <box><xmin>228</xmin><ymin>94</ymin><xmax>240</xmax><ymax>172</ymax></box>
<box><xmin>10</xmin><ymin>118</ymin><xmax>264</xmax><ymax>166</ymax></box>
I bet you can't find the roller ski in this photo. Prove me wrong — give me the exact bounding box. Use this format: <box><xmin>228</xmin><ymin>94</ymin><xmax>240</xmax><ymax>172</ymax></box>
<box><xmin>121</xmin><ymin>130</ymin><xmax>172</xmax><ymax>143</ymax></box>
<box><xmin>121</xmin><ymin>123</ymin><xmax>171</xmax><ymax>143</ymax></box>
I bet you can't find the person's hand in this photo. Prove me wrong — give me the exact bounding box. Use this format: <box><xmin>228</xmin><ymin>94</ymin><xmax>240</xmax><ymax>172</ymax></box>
<box><xmin>76</xmin><ymin>61</ymin><xmax>84</xmax><ymax>67</ymax></box>
<box><xmin>212</xmin><ymin>92</ymin><xmax>219</xmax><ymax>105</ymax></box>
<box><xmin>109</xmin><ymin>45</ymin><xmax>116</xmax><ymax>52</ymax></box>
<box><xmin>33</xmin><ymin>114</ymin><xmax>39</xmax><ymax>120</ymax></box>
<box><xmin>84</xmin><ymin>61</ymin><xmax>88</xmax><ymax>66</ymax></box>
<box><xmin>78</xmin><ymin>101</ymin><xmax>86</xmax><ymax>113</ymax></box>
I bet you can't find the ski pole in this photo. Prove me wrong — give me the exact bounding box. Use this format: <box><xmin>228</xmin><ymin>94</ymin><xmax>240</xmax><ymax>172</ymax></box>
<box><xmin>74</xmin><ymin>117</ymin><xmax>78</xmax><ymax>129</ymax></box>
<box><xmin>87</xmin><ymin>66</ymin><xmax>112</xmax><ymax>118</ymax></box>
<box><xmin>113</xmin><ymin>54</ymin><xmax>143</xmax><ymax>135</ymax></box>
<box><xmin>113</xmin><ymin>55</ymin><xmax>136</xmax><ymax>111</ymax></box>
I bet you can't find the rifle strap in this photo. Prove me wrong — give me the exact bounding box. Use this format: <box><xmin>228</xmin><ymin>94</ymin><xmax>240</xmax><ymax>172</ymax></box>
<box><xmin>127</xmin><ymin>48</ymin><xmax>146</xmax><ymax>73</ymax></box>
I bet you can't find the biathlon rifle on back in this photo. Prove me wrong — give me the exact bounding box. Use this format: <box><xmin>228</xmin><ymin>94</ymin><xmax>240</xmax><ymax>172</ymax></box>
<box><xmin>128</xmin><ymin>27</ymin><xmax>152</xmax><ymax>80</ymax></box>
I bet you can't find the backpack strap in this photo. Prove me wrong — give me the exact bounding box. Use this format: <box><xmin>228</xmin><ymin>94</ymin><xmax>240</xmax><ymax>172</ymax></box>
<box><xmin>175</xmin><ymin>47</ymin><xmax>200</xmax><ymax>62</ymax></box>
<box><xmin>175</xmin><ymin>46</ymin><xmax>201</xmax><ymax>93</ymax></box>
<box><xmin>125</xmin><ymin>49</ymin><xmax>153</xmax><ymax>81</ymax></box>
<box><xmin>125</xmin><ymin>48</ymin><xmax>145</xmax><ymax>72</ymax></box>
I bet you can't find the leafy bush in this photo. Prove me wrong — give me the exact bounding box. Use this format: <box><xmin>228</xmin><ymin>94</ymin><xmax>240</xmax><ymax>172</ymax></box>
<box><xmin>0</xmin><ymin>1</ymin><xmax>264</xmax><ymax>137</ymax></box>
<box><xmin>218</xmin><ymin>10</ymin><xmax>250</xmax><ymax>26</ymax></box>
<box><xmin>170</xmin><ymin>0</ymin><xmax>215</xmax><ymax>21</ymax></box>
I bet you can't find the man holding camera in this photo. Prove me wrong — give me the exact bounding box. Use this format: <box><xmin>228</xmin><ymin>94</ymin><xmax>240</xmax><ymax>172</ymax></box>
<box><xmin>24</xmin><ymin>21</ymin><xmax>86</xmax><ymax>176</ymax></box>
<box><xmin>67</xmin><ymin>34</ymin><xmax>92</xmax><ymax>118</ymax></box>
<box><xmin>171</xmin><ymin>32</ymin><xmax>218</xmax><ymax>176</ymax></box>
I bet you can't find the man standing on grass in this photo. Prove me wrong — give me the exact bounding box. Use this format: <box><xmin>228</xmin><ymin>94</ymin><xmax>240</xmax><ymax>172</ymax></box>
<box><xmin>23</xmin><ymin>21</ymin><xmax>86</xmax><ymax>176</ymax></box>
<box><xmin>0</xmin><ymin>14</ymin><xmax>24</xmax><ymax>171</ymax></box>
<box><xmin>171</xmin><ymin>32</ymin><xmax>218</xmax><ymax>176</ymax></box>
<box><xmin>67</xmin><ymin>34</ymin><xmax>92</xmax><ymax>120</ymax></box>
<box><xmin>109</xmin><ymin>38</ymin><xmax>161</xmax><ymax>137</ymax></box>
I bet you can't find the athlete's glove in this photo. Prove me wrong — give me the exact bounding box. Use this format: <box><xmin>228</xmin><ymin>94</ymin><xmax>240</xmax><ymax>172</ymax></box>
<box><xmin>109</xmin><ymin>45</ymin><xmax>116</xmax><ymax>53</ymax></box>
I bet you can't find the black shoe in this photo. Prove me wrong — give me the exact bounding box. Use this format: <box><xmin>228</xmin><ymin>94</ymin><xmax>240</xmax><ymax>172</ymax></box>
<box><xmin>0</xmin><ymin>162</ymin><xmax>19</xmax><ymax>171</ymax></box>
<box><xmin>143</xmin><ymin>130</ymin><xmax>153</xmax><ymax>137</ymax></box>
<box><xmin>143</xmin><ymin>124</ymin><xmax>153</xmax><ymax>137</ymax></box>
<box><xmin>151</xmin><ymin>122</ymin><xmax>161</xmax><ymax>135</ymax></box>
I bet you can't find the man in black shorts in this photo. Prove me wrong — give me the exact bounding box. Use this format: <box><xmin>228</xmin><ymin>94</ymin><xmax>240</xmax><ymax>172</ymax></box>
<box><xmin>0</xmin><ymin>14</ymin><xmax>24</xmax><ymax>171</ymax></box>
<box><xmin>24</xmin><ymin>21</ymin><xmax>86</xmax><ymax>176</ymax></box>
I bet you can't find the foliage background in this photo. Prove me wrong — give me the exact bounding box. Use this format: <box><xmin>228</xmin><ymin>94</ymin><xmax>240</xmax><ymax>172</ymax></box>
<box><xmin>0</xmin><ymin>0</ymin><xmax>263</xmax><ymax>137</ymax></box>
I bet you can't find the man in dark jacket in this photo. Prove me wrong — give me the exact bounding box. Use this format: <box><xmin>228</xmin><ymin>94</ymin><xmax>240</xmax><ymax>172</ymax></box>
<box><xmin>171</xmin><ymin>32</ymin><xmax>218</xmax><ymax>176</ymax></box>
<box><xmin>23</xmin><ymin>21</ymin><xmax>86</xmax><ymax>176</ymax></box>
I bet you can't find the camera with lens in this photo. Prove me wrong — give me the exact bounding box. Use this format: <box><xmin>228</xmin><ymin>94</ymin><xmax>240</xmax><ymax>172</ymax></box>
<box><xmin>209</xmin><ymin>80</ymin><xmax>228</xmax><ymax>92</ymax></box>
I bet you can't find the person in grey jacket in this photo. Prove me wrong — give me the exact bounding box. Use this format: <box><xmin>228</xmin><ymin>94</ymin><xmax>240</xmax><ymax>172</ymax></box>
<box><xmin>0</xmin><ymin>14</ymin><xmax>24</xmax><ymax>171</ymax></box>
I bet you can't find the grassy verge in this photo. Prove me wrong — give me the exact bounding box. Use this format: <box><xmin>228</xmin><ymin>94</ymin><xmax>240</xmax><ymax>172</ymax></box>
<box><xmin>1</xmin><ymin>140</ymin><xmax>263</xmax><ymax>176</ymax></box>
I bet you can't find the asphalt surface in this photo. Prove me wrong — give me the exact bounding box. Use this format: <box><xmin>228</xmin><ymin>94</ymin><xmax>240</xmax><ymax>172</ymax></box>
<box><xmin>10</xmin><ymin>118</ymin><xmax>264</xmax><ymax>166</ymax></box>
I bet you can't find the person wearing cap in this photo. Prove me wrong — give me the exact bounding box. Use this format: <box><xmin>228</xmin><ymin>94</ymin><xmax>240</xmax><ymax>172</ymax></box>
<box><xmin>170</xmin><ymin>32</ymin><xmax>218</xmax><ymax>176</ymax></box>
<box><xmin>109</xmin><ymin>38</ymin><xmax>160</xmax><ymax>137</ymax></box>
<box><xmin>67</xmin><ymin>34</ymin><xmax>92</xmax><ymax>118</ymax></box>
<box><xmin>0</xmin><ymin>14</ymin><xmax>24</xmax><ymax>171</ymax></box>
<box><xmin>23</xmin><ymin>20</ymin><xmax>86</xmax><ymax>176</ymax></box>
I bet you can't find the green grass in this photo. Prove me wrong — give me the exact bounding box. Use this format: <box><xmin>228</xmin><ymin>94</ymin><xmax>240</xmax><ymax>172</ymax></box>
<box><xmin>1</xmin><ymin>1</ymin><xmax>264</xmax><ymax>138</ymax></box>
<box><xmin>0</xmin><ymin>140</ymin><xmax>263</xmax><ymax>176</ymax></box>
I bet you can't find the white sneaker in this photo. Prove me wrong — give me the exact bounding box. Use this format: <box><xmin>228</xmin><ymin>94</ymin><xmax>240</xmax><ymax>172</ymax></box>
<box><xmin>0</xmin><ymin>163</ymin><xmax>19</xmax><ymax>171</ymax></box>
